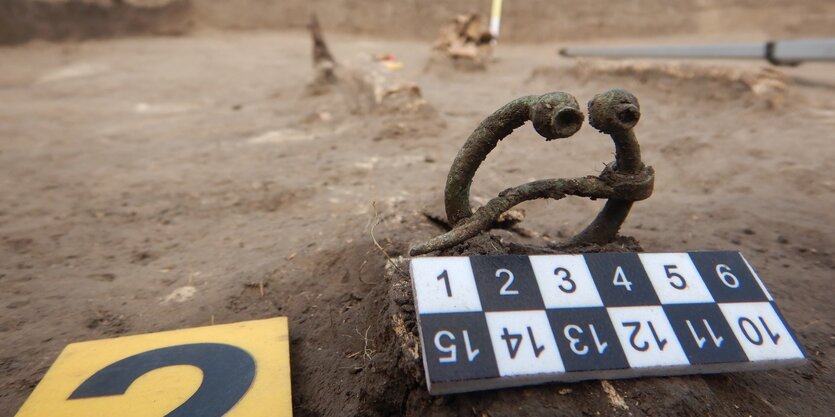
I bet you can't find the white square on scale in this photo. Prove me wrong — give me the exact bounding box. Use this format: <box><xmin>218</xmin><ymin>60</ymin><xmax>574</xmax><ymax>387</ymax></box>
<box><xmin>718</xmin><ymin>302</ymin><xmax>803</xmax><ymax>361</ymax></box>
<box><xmin>411</xmin><ymin>257</ymin><xmax>482</xmax><ymax>314</ymax></box>
<box><xmin>484</xmin><ymin>310</ymin><xmax>565</xmax><ymax>377</ymax></box>
<box><xmin>638</xmin><ymin>253</ymin><xmax>714</xmax><ymax>304</ymax></box>
<box><xmin>607</xmin><ymin>306</ymin><xmax>689</xmax><ymax>368</ymax></box>
<box><xmin>739</xmin><ymin>253</ymin><xmax>774</xmax><ymax>301</ymax></box>
<box><xmin>529</xmin><ymin>255</ymin><xmax>604</xmax><ymax>308</ymax></box>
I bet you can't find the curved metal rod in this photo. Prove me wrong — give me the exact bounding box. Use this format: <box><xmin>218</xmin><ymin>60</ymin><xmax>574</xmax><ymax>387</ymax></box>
<box><xmin>444</xmin><ymin>92</ymin><xmax>585</xmax><ymax>225</ymax></box>
<box><xmin>410</xmin><ymin>89</ymin><xmax>652</xmax><ymax>256</ymax></box>
<box><xmin>563</xmin><ymin>88</ymin><xmax>645</xmax><ymax>246</ymax></box>
<box><xmin>410</xmin><ymin>171</ymin><xmax>653</xmax><ymax>255</ymax></box>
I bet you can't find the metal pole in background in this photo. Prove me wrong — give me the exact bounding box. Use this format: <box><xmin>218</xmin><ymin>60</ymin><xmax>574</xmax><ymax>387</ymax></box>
<box><xmin>559</xmin><ymin>38</ymin><xmax>835</xmax><ymax>66</ymax></box>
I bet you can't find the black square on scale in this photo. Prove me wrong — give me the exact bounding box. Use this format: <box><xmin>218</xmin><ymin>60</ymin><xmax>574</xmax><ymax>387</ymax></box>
<box><xmin>469</xmin><ymin>256</ymin><xmax>545</xmax><ymax>311</ymax></box>
<box><xmin>663</xmin><ymin>303</ymin><xmax>748</xmax><ymax>365</ymax></box>
<box><xmin>419</xmin><ymin>312</ymin><xmax>499</xmax><ymax>383</ymax></box>
<box><xmin>688</xmin><ymin>252</ymin><xmax>768</xmax><ymax>303</ymax></box>
<box><xmin>583</xmin><ymin>253</ymin><xmax>660</xmax><ymax>307</ymax></box>
<box><xmin>546</xmin><ymin>307</ymin><xmax>629</xmax><ymax>372</ymax></box>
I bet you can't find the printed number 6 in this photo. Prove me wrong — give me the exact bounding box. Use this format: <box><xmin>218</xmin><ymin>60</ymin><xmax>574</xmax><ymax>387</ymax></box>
<box><xmin>663</xmin><ymin>264</ymin><xmax>687</xmax><ymax>289</ymax></box>
<box><xmin>716</xmin><ymin>264</ymin><xmax>740</xmax><ymax>288</ymax></box>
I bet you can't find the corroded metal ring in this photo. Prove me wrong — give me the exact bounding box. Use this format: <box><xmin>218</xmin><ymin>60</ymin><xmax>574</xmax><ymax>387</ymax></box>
<box><xmin>410</xmin><ymin>88</ymin><xmax>654</xmax><ymax>256</ymax></box>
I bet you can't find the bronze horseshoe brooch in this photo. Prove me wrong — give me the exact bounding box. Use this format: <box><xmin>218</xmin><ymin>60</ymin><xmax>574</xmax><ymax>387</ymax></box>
<box><xmin>410</xmin><ymin>89</ymin><xmax>655</xmax><ymax>256</ymax></box>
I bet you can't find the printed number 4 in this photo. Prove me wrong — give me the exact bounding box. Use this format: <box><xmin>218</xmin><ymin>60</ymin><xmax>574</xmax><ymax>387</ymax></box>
<box><xmin>613</xmin><ymin>266</ymin><xmax>633</xmax><ymax>291</ymax></box>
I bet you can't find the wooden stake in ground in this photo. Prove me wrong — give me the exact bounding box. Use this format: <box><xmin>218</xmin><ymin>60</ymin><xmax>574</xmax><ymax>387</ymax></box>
<box><xmin>306</xmin><ymin>14</ymin><xmax>338</xmax><ymax>94</ymax></box>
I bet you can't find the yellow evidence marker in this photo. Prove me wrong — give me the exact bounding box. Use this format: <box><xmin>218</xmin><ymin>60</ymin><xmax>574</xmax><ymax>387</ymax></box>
<box><xmin>14</xmin><ymin>317</ymin><xmax>292</xmax><ymax>417</ymax></box>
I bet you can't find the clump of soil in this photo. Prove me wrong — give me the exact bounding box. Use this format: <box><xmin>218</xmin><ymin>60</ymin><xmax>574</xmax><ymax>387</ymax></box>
<box><xmin>303</xmin><ymin>15</ymin><xmax>442</xmax><ymax>139</ymax></box>
<box><xmin>0</xmin><ymin>0</ymin><xmax>192</xmax><ymax>45</ymax></box>
<box><xmin>425</xmin><ymin>13</ymin><xmax>494</xmax><ymax>73</ymax></box>
<box><xmin>530</xmin><ymin>60</ymin><xmax>791</xmax><ymax>109</ymax></box>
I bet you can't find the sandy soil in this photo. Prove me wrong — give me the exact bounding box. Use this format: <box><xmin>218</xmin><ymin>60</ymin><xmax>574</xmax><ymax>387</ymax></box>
<box><xmin>1</xmin><ymin>30</ymin><xmax>834</xmax><ymax>416</ymax></box>
<box><xmin>5</xmin><ymin>0</ymin><xmax>835</xmax><ymax>45</ymax></box>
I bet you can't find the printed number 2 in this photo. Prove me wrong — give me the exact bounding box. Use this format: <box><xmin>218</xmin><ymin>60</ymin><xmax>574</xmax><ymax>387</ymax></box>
<box><xmin>496</xmin><ymin>269</ymin><xmax>519</xmax><ymax>295</ymax></box>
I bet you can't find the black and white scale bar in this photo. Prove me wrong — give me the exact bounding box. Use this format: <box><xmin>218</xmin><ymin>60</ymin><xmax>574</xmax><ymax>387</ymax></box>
<box><xmin>410</xmin><ymin>251</ymin><xmax>806</xmax><ymax>395</ymax></box>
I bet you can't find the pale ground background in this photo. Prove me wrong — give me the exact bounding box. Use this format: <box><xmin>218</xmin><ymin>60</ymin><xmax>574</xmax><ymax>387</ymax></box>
<box><xmin>1</xmin><ymin>1</ymin><xmax>834</xmax><ymax>416</ymax></box>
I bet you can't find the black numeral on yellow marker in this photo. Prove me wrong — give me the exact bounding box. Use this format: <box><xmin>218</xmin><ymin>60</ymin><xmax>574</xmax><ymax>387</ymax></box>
<box><xmin>69</xmin><ymin>343</ymin><xmax>256</xmax><ymax>417</ymax></box>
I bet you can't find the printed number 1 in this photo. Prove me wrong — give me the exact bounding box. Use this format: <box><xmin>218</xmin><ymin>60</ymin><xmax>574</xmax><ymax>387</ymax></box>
<box><xmin>437</xmin><ymin>270</ymin><xmax>451</xmax><ymax>297</ymax></box>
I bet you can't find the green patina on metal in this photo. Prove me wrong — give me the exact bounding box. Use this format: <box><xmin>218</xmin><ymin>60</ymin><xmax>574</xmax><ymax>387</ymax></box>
<box><xmin>444</xmin><ymin>92</ymin><xmax>584</xmax><ymax>226</ymax></box>
<box><xmin>410</xmin><ymin>88</ymin><xmax>654</xmax><ymax>256</ymax></box>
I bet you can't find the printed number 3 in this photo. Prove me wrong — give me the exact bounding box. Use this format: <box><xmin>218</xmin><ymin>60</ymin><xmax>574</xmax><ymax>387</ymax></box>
<box><xmin>555</xmin><ymin>267</ymin><xmax>576</xmax><ymax>293</ymax></box>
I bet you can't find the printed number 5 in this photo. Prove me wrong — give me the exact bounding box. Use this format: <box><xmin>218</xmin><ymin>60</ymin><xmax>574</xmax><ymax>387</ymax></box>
<box><xmin>664</xmin><ymin>264</ymin><xmax>687</xmax><ymax>289</ymax></box>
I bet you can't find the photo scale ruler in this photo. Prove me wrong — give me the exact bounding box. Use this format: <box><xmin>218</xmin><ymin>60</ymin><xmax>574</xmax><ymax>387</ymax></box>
<box><xmin>410</xmin><ymin>252</ymin><xmax>806</xmax><ymax>395</ymax></box>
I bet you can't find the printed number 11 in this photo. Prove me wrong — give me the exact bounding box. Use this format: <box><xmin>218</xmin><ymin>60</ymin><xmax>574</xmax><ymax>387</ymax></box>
<box><xmin>437</xmin><ymin>270</ymin><xmax>452</xmax><ymax>297</ymax></box>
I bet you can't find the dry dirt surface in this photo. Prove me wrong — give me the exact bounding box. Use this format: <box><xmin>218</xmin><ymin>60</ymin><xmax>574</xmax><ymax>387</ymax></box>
<box><xmin>1</xmin><ymin>30</ymin><xmax>835</xmax><ymax>416</ymax></box>
<box><xmin>4</xmin><ymin>0</ymin><xmax>835</xmax><ymax>45</ymax></box>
